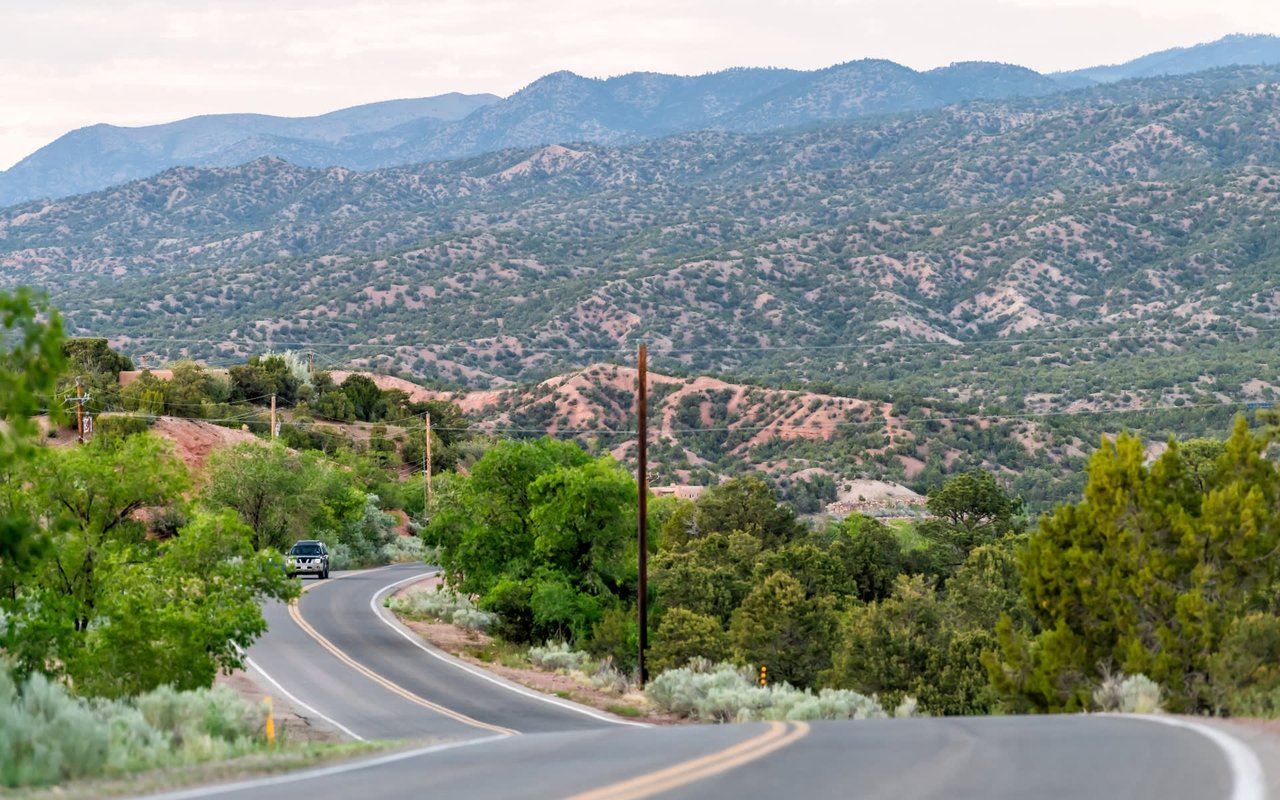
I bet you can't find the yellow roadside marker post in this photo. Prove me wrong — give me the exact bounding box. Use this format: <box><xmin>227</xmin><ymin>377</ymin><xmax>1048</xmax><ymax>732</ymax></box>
<box><xmin>265</xmin><ymin>695</ymin><xmax>276</xmax><ymax>746</ymax></box>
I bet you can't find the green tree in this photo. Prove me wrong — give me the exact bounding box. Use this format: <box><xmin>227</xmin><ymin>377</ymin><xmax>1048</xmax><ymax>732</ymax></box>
<box><xmin>201</xmin><ymin>442</ymin><xmax>363</xmax><ymax>552</ymax></box>
<box><xmin>652</xmin><ymin>531</ymin><xmax>760</xmax><ymax>625</ymax></box>
<box><xmin>162</xmin><ymin>360</ymin><xmax>226</xmax><ymax>416</ymax></box>
<box><xmin>29</xmin><ymin>435</ymin><xmax>189</xmax><ymax>631</ymax></box>
<box><xmin>651</xmin><ymin>609</ymin><xmax>730</xmax><ymax>674</ymax></box>
<box><xmin>693</xmin><ymin>476</ymin><xmax>804</xmax><ymax>549</ymax></box>
<box><xmin>751</xmin><ymin>543</ymin><xmax>851</xmax><ymax>602</ymax></box>
<box><xmin>0</xmin><ymin>289</ymin><xmax>64</xmax><ymax>572</ymax></box>
<box><xmin>61</xmin><ymin>338</ymin><xmax>132</xmax><ymax>376</ymax></box>
<box><xmin>991</xmin><ymin>420</ymin><xmax>1280</xmax><ymax>712</ymax></box>
<box><xmin>59</xmin><ymin>337</ymin><xmax>131</xmax><ymax>417</ymax></box>
<box><xmin>120</xmin><ymin>370</ymin><xmax>166</xmax><ymax>414</ymax></box>
<box><xmin>729</xmin><ymin>570</ymin><xmax>837</xmax><ymax>688</ymax></box>
<box><xmin>341</xmin><ymin>374</ymin><xmax>384</xmax><ymax>422</ymax></box>
<box><xmin>529</xmin><ymin>458</ymin><xmax>636</xmax><ymax>599</ymax></box>
<box><xmin>943</xmin><ymin>536</ymin><xmax>1033</xmax><ymax>631</ymax></box>
<box><xmin>425</xmin><ymin>438</ymin><xmax>590</xmax><ymax>597</ymax></box>
<box><xmin>66</xmin><ymin>510</ymin><xmax>298</xmax><ymax>697</ymax></box>
<box><xmin>829</xmin><ymin>574</ymin><xmax>997</xmax><ymax>715</ymax></box>
<box><xmin>0</xmin><ymin>433</ymin><xmax>223</xmax><ymax>692</ymax></box>
<box><xmin>918</xmin><ymin>471</ymin><xmax>1021</xmax><ymax>568</ymax></box>
<box><xmin>828</xmin><ymin>515</ymin><xmax>905</xmax><ymax>603</ymax></box>
<box><xmin>229</xmin><ymin>355</ymin><xmax>299</xmax><ymax>405</ymax></box>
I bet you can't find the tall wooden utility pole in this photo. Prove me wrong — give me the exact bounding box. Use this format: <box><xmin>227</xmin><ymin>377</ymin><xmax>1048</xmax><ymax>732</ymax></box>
<box><xmin>308</xmin><ymin>351</ymin><xmax>315</xmax><ymax>377</ymax></box>
<box><xmin>636</xmin><ymin>344</ymin><xmax>649</xmax><ymax>684</ymax></box>
<box><xmin>270</xmin><ymin>394</ymin><xmax>278</xmax><ymax>440</ymax></box>
<box><xmin>75</xmin><ymin>377</ymin><xmax>86</xmax><ymax>445</ymax></box>
<box><xmin>424</xmin><ymin>413</ymin><xmax>434</xmax><ymax>508</ymax></box>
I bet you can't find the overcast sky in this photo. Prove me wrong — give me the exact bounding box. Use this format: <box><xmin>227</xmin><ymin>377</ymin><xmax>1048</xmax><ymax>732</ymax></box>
<box><xmin>2</xmin><ymin>0</ymin><xmax>1278</xmax><ymax>169</ymax></box>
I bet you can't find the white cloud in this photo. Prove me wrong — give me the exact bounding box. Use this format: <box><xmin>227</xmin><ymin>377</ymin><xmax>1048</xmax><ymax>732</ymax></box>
<box><xmin>0</xmin><ymin>0</ymin><xmax>1277</xmax><ymax>168</ymax></box>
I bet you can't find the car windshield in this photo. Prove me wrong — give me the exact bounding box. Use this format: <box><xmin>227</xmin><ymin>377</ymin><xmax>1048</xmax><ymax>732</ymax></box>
<box><xmin>289</xmin><ymin>544</ymin><xmax>323</xmax><ymax>556</ymax></box>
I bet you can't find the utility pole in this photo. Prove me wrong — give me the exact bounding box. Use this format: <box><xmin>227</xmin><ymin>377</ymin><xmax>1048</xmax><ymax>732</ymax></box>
<box><xmin>636</xmin><ymin>344</ymin><xmax>649</xmax><ymax>684</ymax></box>
<box><xmin>308</xmin><ymin>351</ymin><xmax>315</xmax><ymax>377</ymax></box>
<box><xmin>270</xmin><ymin>394</ymin><xmax>277</xmax><ymax>440</ymax></box>
<box><xmin>74</xmin><ymin>377</ymin><xmax>86</xmax><ymax>444</ymax></box>
<box><xmin>424</xmin><ymin>413</ymin><xmax>434</xmax><ymax>508</ymax></box>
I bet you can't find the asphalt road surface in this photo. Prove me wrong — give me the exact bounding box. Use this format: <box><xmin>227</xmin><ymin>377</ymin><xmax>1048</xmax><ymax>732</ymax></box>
<box><xmin>136</xmin><ymin>564</ymin><xmax>1266</xmax><ymax>800</ymax></box>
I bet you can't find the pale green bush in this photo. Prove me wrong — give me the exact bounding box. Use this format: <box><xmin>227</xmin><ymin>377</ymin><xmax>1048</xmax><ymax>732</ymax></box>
<box><xmin>382</xmin><ymin>534</ymin><xmax>428</xmax><ymax>564</ymax></box>
<box><xmin>758</xmin><ymin>687</ymin><xmax>889</xmax><ymax>722</ymax></box>
<box><xmin>1093</xmin><ymin>672</ymin><xmax>1163</xmax><ymax>714</ymax></box>
<box><xmin>647</xmin><ymin>661</ymin><xmax>888</xmax><ymax>722</ymax></box>
<box><xmin>0</xmin><ymin>667</ymin><xmax>266</xmax><ymax>789</ymax></box>
<box><xmin>588</xmin><ymin>658</ymin><xmax>635</xmax><ymax>694</ymax></box>
<box><xmin>327</xmin><ymin>542</ymin><xmax>357</xmax><ymax>571</ymax></box>
<box><xmin>451</xmin><ymin>607</ymin><xmax>496</xmax><ymax>633</ymax></box>
<box><xmin>389</xmin><ymin>587</ymin><xmax>495</xmax><ymax>632</ymax></box>
<box><xmin>528</xmin><ymin>641</ymin><xmax>590</xmax><ymax>672</ymax></box>
<box><xmin>894</xmin><ymin>696</ymin><xmax>921</xmax><ymax>718</ymax></box>
<box><xmin>0</xmin><ymin>670</ymin><xmax>110</xmax><ymax>786</ymax></box>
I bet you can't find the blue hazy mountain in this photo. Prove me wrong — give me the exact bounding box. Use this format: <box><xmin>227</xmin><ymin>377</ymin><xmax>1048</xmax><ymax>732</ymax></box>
<box><xmin>4</xmin><ymin>34</ymin><xmax>1279</xmax><ymax>207</ymax></box>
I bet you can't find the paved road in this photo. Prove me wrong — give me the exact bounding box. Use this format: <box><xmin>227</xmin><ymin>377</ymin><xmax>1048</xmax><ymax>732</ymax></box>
<box><xmin>138</xmin><ymin>564</ymin><xmax>1265</xmax><ymax>800</ymax></box>
<box><xmin>244</xmin><ymin>563</ymin><xmax>624</xmax><ymax>740</ymax></box>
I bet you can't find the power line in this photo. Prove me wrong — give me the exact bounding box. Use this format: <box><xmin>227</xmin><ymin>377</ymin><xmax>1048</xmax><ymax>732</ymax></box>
<box><xmin>80</xmin><ymin>323</ymin><xmax>1280</xmax><ymax>359</ymax></box>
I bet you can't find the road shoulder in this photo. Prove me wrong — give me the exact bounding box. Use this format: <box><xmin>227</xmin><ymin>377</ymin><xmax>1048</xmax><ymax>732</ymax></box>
<box><xmin>382</xmin><ymin>575</ymin><xmax>678</xmax><ymax>726</ymax></box>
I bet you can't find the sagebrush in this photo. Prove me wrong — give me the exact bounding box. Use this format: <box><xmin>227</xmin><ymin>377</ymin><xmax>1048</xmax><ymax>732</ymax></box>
<box><xmin>0</xmin><ymin>667</ymin><xmax>266</xmax><ymax>788</ymax></box>
<box><xmin>646</xmin><ymin>660</ymin><xmax>893</xmax><ymax>722</ymax></box>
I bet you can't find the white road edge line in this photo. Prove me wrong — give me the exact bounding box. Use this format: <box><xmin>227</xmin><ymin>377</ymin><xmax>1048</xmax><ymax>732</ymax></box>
<box><xmin>241</xmin><ymin>562</ymin><xmax>404</xmax><ymax>742</ymax></box>
<box><xmin>130</xmin><ymin>734</ymin><xmax>509</xmax><ymax>800</ymax></box>
<box><xmin>242</xmin><ymin>653</ymin><xmax>367</xmax><ymax>743</ymax></box>
<box><xmin>372</xmin><ymin>570</ymin><xmax>652</xmax><ymax>728</ymax></box>
<box><xmin>1121</xmin><ymin>714</ymin><xmax>1266</xmax><ymax>800</ymax></box>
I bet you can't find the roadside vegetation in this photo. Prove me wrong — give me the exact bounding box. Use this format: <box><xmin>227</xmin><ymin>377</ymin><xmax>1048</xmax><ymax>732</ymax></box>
<box><xmin>418</xmin><ymin>423</ymin><xmax>1280</xmax><ymax>721</ymax></box>
<box><xmin>0</xmin><ymin>294</ymin><xmax>461</xmax><ymax>789</ymax></box>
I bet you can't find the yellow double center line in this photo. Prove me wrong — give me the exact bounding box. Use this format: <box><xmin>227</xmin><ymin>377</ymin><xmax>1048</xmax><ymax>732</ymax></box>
<box><xmin>287</xmin><ymin>600</ymin><xmax>518</xmax><ymax>737</ymax></box>
<box><xmin>291</xmin><ymin>578</ymin><xmax>806</xmax><ymax>796</ymax></box>
<box><xmin>567</xmin><ymin>720</ymin><xmax>810</xmax><ymax>800</ymax></box>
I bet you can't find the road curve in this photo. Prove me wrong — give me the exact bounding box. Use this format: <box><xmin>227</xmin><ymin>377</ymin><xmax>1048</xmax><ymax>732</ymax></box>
<box><xmin>245</xmin><ymin>563</ymin><xmax>626</xmax><ymax>740</ymax></box>
<box><xmin>139</xmin><ymin>563</ymin><xmax>1266</xmax><ymax>800</ymax></box>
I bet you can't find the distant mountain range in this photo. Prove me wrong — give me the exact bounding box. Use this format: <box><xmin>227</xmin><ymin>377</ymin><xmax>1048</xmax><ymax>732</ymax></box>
<box><xmin>1056</xmin><ymin>33</ymin><xmax>1280</xmax><ymax>84</ymax></box>
<box><xmin>2</xmin><ymin>34</ymin><xmax>1278</xmax><ymax>208</ymax></box>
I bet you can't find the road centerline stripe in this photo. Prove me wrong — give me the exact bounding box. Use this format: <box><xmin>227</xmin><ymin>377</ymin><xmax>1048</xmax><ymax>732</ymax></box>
<box><xmin>566</xmin><ymin>721</ymin><xmax>810</xmax><ymax>800</ymax></box>
<box><xmin>288</xmin><ymin>599</ymin><xmax>518</xmax><ymax>737</ymax></box>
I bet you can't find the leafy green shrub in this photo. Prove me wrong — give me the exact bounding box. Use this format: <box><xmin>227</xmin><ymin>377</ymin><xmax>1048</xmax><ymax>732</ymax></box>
<box><xmin>93</xmin><ymin>414</ymin><xmax>152</xmax><ymax>443</ymax></box>
<box><xmin>528</xmin><ymin>641</ymin><xmax>590</xmax><ymax>672</ymax></box>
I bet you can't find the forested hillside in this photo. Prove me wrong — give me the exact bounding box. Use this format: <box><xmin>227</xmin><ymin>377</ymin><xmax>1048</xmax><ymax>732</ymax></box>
<box><xmin>3</xmin><ymin>66</ymin><xmax>1280</xmax><ymax>500</ymax></box>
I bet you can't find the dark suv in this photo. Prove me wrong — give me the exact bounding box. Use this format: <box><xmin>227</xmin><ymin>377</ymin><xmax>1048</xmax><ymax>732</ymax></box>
<box><xmin>286</xmin><ymin>540</ymin><xmax>330</xmax><ymax>579</ymax></box>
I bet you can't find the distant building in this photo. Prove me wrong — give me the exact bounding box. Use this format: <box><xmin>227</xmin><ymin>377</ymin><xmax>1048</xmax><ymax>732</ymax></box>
<box><xmin>651</xmin><ymin>485</ymin><xmax>707</xmax><ymax>501</ymax></box>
